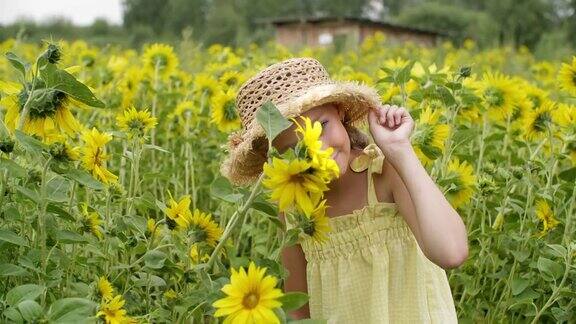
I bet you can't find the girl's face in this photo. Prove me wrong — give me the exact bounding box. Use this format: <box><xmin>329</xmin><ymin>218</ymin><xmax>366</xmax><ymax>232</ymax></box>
<box><xmin>272</xmin><ymin>103</ymin><xmax>351</xmax><ymax>176</ymax></box>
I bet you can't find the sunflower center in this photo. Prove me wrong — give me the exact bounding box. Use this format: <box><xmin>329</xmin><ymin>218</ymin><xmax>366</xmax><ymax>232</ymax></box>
<box><xmin>528</xmin><ymin>95</ymin><xmax>541</xmax><ymax>108</ymax></box>
<box><xmin>18</xmin><ymin>87</ymin><xmax>67</xmax><ymax>119</ymax></box>
<box><xmin>223</xmin><ymin>100</ymin><xmax>238</xmax><ymax>121</ymax></box>
<box><xmin>151</xmin><ymin>54</ymin><xmax>168</xmax><ymax>70</ymax></box>
<box><xmin>191</xmin><ymin>226</ymin><xmax>208</xmax><ymax>243</ymax></box>
<box><xmin>128</xmin><ymin>119</ymin><xmax>146</xmax><ymax>134</ymax></box>
<box><xmin>242</xmin><ymin>292</ymin><xmax>260</xmax><ymax>309</ymax></box>
<box><xmin>485</xmin><ymin>87</ymin><xmax>504</xmax><ymax>107</ymax></box>
<box><xmin>532</xmin><ymin>112</ymin><xmax>551</xmax><ymax>132</ymax></box>
<box><xmin>301</xmin><ymin>218</ymin><xmax>315</xmax><ymax>236</ymax></box>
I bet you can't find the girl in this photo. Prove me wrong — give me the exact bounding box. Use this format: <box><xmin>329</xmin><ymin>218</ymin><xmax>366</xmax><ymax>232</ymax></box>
<box><xmin>220</xmin><ymin>57</ymin><xmax>468</xmax><ymax>323</ymax></box>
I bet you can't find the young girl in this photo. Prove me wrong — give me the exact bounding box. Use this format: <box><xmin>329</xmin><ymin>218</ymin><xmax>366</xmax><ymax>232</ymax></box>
<box><xmin>220</xmin><ymin>57</ymin><xmax>468</xmax><ymax>323</ymax></box>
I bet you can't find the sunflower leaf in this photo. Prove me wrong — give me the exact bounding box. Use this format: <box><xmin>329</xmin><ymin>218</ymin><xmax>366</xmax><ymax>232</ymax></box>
<box><xmin>279</xmin><ymin>291</ymin><xmax>310</xmax><ymax>311</ymax></box>
<box><xmin>39</xmin><ymin>63</ymin><xmax>105</xmax><ymax>108</ymax></box>
<box><xmin>256</xmin><ymin>101</ymin><xmax>291</xmax><ymax>143</ymax></box>
<box><xmin>5</xmin><ymin>52</ymin><xmax>28</xmax><ymax>78</ymax></box>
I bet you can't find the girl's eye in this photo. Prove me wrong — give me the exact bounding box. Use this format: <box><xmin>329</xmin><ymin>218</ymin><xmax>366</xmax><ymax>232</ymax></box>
<box><xmin>321</xmin><ymin>120</ymin><xmax>328</xmax><ymax>127</ymax></box>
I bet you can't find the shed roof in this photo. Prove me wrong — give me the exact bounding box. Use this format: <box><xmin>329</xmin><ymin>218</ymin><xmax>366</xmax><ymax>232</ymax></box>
<box><xmin>255</xmin><ymin>15</ymin><xmax>448</xmax><ymax>37</ymax></box>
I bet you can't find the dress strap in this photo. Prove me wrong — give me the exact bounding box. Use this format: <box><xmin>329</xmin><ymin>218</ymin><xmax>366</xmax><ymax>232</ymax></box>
<box><xmin>349</xmin><ymin>143</ymin><xmax>385</xmax><ymax>206</ymax></box>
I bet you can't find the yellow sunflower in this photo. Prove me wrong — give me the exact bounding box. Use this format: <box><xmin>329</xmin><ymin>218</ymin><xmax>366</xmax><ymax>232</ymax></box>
<box><xmin>211</xmin><ymin>89</ymin><xmax>241</xmax><ymax>132</ymax></box>
<box><xmin>212</xmin><ymin>261</ymin><xmax>284</xmax><ymax>324</ymax></box>
<box><xmin>194</xmin><ymin>73</ymin><xmax>219</xmax><ymax>98</ymax></box>
<box><xmin>292</xmin><ymin>116</ymin><xmax>340</xmax><ymax>181</ymax></box>
<box><xmin>521</xmin><ymin>100</ymin><xmax>556</xmax><ymax>142</ymax></box>
<box><xmin>476</xmin><ymin>72</ymin><xmax>523</xmax><ymax>123</ymax></box>
<box><xmin>164</xmin><ymin>195</ymin><xmax>193</xmax><ymax>231</ymax></box>
<box><xmin>262</xmin><ymin>157</ymin><xmax>327</xmax><ymax>215</ymax></box>
<box><xmin>442</xmin><ymin>157</ymin><xmax>476</xmax><ymax>209</ymax></box>
<box><xmin>558</xmin><ymin>56</ymin><xmax>576</xmax><ymax>97</ymax></box>
<box><xmin>300</xmin><ymin>199</ymin><xmax>331</xmax><ymax>243</ymax></box>
<box><xmin>97</xmin><ymin>295</ymin><xmax>133</xmax><ymax>324</ymax></box>
<box><xmin>80</xmin><ymin>128</ymin><xmax>118</xmax><ymax>184</ymax></box>
<box><xmin>535</xmin><ymin>199</ymin><xmax>560</xmax><ymax>237</ymax></box>
<box><xmin>189</xmin><ymin>209</ymin><xmax>223</xmax><ymax>246</ymax></box>
<box><xmin>412</xmin><ymin>106</ymin><xmax>450</xmax><ymax>165</ymax></box>
<box><xmin>142</xmin><ymin>43</ymin><xmax>179</xmax><ymax>77</ymax></box>
<box><xmin>80</xmin><ymin>204</ymin><xmax>104</xmax><ymax>240</ymax></box>
<box><xmin>97</xmin><ymin>277</ymin><xmax>114</xmax><ymax>301</ymax></box>
<box><xmin>1</xmin><ymin>80</ymin><xmax>83</xmax><ymax>139</ymax></box>
<box><xmin>116</xmin><ymin>106</ymin><xmax>157</xmax><ymax>139</ymax></box>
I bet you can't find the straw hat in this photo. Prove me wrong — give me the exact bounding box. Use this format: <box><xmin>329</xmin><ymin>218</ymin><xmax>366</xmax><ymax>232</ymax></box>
<box><xmin>220</xmin><ymin>57</ymin><xmax>382</xmax><ymax>187</ymax></box>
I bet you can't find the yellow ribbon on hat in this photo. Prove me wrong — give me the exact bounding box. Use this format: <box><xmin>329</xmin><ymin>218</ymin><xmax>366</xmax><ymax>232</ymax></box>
<box><xmin>349</xmin><ymin>143</ymin><xmax>385</xmax><ymax>174</ymax></box>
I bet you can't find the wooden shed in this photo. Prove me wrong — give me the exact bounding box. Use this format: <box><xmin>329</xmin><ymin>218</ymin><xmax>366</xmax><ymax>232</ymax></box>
<box><xmin>257</xmin><ymin>16</ymin><xmax>446</xmax><ymax>49</ymax></box>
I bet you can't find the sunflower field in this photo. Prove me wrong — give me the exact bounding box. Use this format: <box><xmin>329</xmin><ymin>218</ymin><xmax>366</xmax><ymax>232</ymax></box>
<box><xmin>0</xmin><ymin>33</ymin><xmax>575</xmax><ymax>323</ymax></box>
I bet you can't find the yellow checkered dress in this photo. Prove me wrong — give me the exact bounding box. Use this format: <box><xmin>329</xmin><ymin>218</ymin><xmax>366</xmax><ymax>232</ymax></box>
<box><xmin>298</xmin><ymin>145</ymin><xmax>459</xmax><ymax>323</ymax></box>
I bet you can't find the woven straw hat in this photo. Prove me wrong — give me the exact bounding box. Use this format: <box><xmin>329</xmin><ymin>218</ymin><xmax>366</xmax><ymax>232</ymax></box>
<box><xmin>220</xmin><ymin>57</ymin><xmax>382</xmax><ymax>187</ymax></box>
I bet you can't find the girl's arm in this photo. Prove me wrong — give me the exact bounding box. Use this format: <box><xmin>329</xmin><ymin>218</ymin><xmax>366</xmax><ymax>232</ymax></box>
<box><xmin>279</xmin><ymin>212</ymin><xmax>311</xmax><ymax>319</ymax></box>
<box><xmin>369</xmin><ymin>105</ymin><xmax>468</xmax><ymax>270</ymax></box>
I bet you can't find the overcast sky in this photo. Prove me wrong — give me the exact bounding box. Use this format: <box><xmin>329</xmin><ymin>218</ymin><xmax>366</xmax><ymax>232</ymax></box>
<box><xmin>0</xmin><ymin>0</ymin><xmax>123</xmax><ymax>26</ymax></box>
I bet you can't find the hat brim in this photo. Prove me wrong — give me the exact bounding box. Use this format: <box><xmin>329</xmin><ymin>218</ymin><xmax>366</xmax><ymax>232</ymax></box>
<box><xmin>220</xmin><ymin>81</ymin><xmax>382</xmax><ymax>187</ymax></box>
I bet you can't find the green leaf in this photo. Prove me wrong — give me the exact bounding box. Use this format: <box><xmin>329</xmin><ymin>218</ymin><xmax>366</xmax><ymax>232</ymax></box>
<box><xmin>558</xmin><ymin>167</ymin><xmax>576</xmax><ymax>182</ymax></box>
<box><xmin>510</xmin><ymin>277</ymin><xmax>530</xmax><ymax>296</ymax></box>
<box><xmin>537</xmin><ymin>257</ymin><xmax>564</xmax><ymax>281</ymax></box>
<box><xmin>256</xmin><ymin>101</ymin><xmax>292</xmax><ymax>142</ymax></box>
<box><xmin>46</xmin><ymin>176</ymin><xmax>69</xmax><ymax>202</ymax></box>
<box><xmin>17</xmin><ymin>300</ymin><xmax>43</xmax><ymax>322</ymax></box>
<box><xmin>0</xmin><ymin>263</ymin><xmax>29</xmax><ymax>276</ymax></box>
<box><xmin>396</xmin><ymin>61</ymin><xmax>415</xmax><ymax>84</ymax></box>
<box><xmin>63</xmin><ymin>169</ymin><xmax>104</xmax><ymax>190</ymax></box>
<box><xmin>251</xmin><ymin>200</ymin><xmax>278</xmax><ymax>216</ymax></box>
<box><xmin>15</xmin><ymin>130</ymin><xmax>47</xmax><ymax>154</ymax></box>
<box><xmin>211</xmin><ymin>177</ymin><xmax>242</xmax><ymax>203</ymax></box>
<box><xmin>5</xmin><ymin>52</ymin><xmax>28</xmax><ymax>77</ymax></box>
<box><xmin>144</xmin><ymin>250</ymin><xmax>166</xmax><ymax>269</ymax></box>
<box><xmin>46</xmin><ymin>203</ymin><xmax>75</xmax><ymax>222</ymax></box>
<box><xmin>279</xmin><ymin>292</ymin><xmax>310</xmax><ymax>311</ymax></box>
<box><xmin>6</xmin><ymin>284</ymin><xmax>45</xmax><ymax>306</ymax></box>
<box><xmin>0</xmin><ymin>158</ymin><xmax>27</xmax><ymax>178</ymax></box>
<box><xmin>14</xmin><ymin>186</ymin><xmax>41</xmax><ymax>204</ymax></box>
<box><xmin>47</xmin><ymin>298</ymin><xmax>97</xmax><ymax>323</ymax></box>
<box><xmin>55</xmin><ymin>230</ymin><xmax>89</xmax><ymax>244</ymax></box>
<box><xmin>0</xmin><ymin>229</ymin><xmax>28</xmax><ymax>247</ymax></box>
<box><xmin>40</xmin><ymin>63</ymin><xmax>105</xmax><ymax>108</ymax></box>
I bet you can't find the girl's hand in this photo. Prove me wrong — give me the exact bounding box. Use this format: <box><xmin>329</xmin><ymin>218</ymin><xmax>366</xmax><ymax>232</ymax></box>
<box><xmin>368</xmin><ymin>104</ymin><xmax>414</xmax><ymax>156</ymax></box>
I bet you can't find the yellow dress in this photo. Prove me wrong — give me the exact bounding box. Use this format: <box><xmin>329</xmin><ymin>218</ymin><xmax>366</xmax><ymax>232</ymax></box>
<box><xmin>298</xmin><ymin>144</ymin><xmax>458</xmax><ymax>323</ymax></box>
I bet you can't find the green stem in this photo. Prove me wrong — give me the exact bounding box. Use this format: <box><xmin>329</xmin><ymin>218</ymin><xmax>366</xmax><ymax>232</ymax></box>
<box><xmin>206</xmin><ymin>173</ymin><xmax>265</xmax><ymax>270</ymax></box>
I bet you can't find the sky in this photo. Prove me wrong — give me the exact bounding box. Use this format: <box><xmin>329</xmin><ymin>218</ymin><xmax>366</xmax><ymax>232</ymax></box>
<box><xmin>0</xmin><ymin>0</ymin><xmax>123</xmax><ymax>26</ymax></box>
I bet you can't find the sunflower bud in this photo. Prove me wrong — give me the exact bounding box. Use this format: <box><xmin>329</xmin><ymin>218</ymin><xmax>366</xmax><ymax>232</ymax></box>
<box><xmin>42</xmin><ymin>44</ymin><xmax>62</xmax><ymax>64</ymax></box>
<box><xmin>0</xmin><ymin>137</ymin><xmax>15</xmax><ymax>153</ymax></box>
<box><xmin>459</xmin><ymin>66</ymin><xmax>471</xmax><ymax>79</ymax></box>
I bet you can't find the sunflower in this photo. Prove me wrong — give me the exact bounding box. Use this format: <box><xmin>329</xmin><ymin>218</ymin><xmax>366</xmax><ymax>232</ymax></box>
<box><xmin>219</xmin><ymin>70</ymin><xmax>246</xmax><ymax>89</ymax></box>
<box><xmin>142</xmin><ymin>43</ymin><xmax>179</xmax><ymax>77</ymax></box>
<box><xmin>116</xmin><ymin>106</ymin><xmax>157</xmax><ymax>139</ymax></box>
<box><xmin>1</xmin><ymin>80</ymin><xmax>83</xmax><ymax>139</ymax></box>
<box><xmin>442</xmin><ymin>157</ymin><xmax>476</xmax><ymax>209</ymax></box>
<box><xmin>97</xmin><ymin>277</ymin><xmax>114</xmax><ymax>301</ymax></box>
<box><xmin>188</xmin><ymin>209</ymin><xmax>223</xmax><ymax>246</ymax></box>
<box><xmin>97</xmin><ymin>295</ymin><xmax>133</xmax><ymax>324</ymax></box>
<box><xmin>292</xmin><ymin>116</ymin><xmax>340</xmax><ymax>181</ymax></box>
<box><xmin>211</xmin><ymin>89</ymin><xmax>241</xmax><ymax>132</ymax></box>
<box><xmin>535</xmin><ymin>199</ymin><xmax>560</xmax><ymax>237</ymax></box>
<box><xmin>194</xmin><ymin>73</ymin><xmax>219</xmax><ymax>98</ymax></box>
<box><xmin>521</xmin><ymin>100</ymin><xmax>556</xmax><ymax>142</ymax></box>
<box><xmin>212</xmin><ymin>261</ymin><xmax>284</xmax><ymax>324</ymax></box>
<box><xmin>164</xmin><ymin>195</ymin><xmax>193</xmax><ymax>231</ymax></box>
<box><xmin>476</xmin><ymin>72</ymin><xmax>523</xmax><ymax>123</ymax></box>
<box><xmin>46</xmin><ymin>134</ymin><xmax>80</xmax><ymax>161</ymax></box>
<box><xmin>189</xmin><ymin>243</ymin><xmax>210</xmax><ymax>264</ymax></box>
<box><xmin>412</xmin><ymin>106</ymin><xmax>450</xmax><ymax>165</ymax></box>
<box><xmin>80</xmin><ymin>203</ymin><xmax>104</xmax><ymax>240</ymax></box>
<box><xmin>262</xmin><ymin>157</ymin><xmax>327</xmax><ymax>215</ymax></box>
<box><xmin>300</xmin><ymin>199</ymin><xmax>331</xmax><ymax>243</ymax></box>
<box><xmin>80</xmin><ymin>127</ymin><xmax>118</xmax><ymax>184</ymax></box>
<box><xmin>558</xmin><ymin>56</ymin><xmax>576</xmax><ymax>97</ymax></box>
